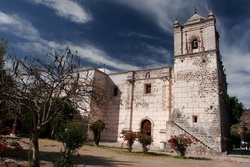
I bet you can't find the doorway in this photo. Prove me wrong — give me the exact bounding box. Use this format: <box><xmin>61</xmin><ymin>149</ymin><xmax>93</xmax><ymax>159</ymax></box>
<box><xmin>141</xmin><ymin>119</ymin><xmax>151</xmax><ymax>136</ymax></box>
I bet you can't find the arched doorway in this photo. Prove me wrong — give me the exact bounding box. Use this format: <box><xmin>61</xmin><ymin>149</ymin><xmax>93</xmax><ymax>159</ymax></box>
<box><xmin>141</xmin><ymin>119</ymin><xmax>151</xmax><ymax>136</ymax></box>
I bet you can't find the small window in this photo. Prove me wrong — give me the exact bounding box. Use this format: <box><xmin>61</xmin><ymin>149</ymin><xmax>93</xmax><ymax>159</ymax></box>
<box><xmin>192</xmin><ymin>39</ymin><xmax>198</xmax><ymax>49</ymax></box>
<box><xmin>145</xmin><ymin>84</ymin><xmax>151</xmax><ymax>94</ymax></box>
<box><xmin>192</xmin><ymin>115</ymin><xmax>198</xmax><ymax>123</ymax></box>
<box><xmin>145</xmin><ymin>72</ymin><xmax>150</xmax><ymax>79</ymax></box>
<box><xmin>113</xmin><ymin>87</ymin><xmax>118</xmax><ymax>96</ymax></box>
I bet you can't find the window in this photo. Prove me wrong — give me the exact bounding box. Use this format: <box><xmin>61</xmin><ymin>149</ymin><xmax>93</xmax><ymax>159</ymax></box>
<box><xmin>113</xmin><ymin>86</ymin><xmax>118</xmax><ymax>96</ymax></box>
<box><xmin>192</xmin><ymin>115</ymin><xmax>198</xmax><ymax>123</ymax></box>
<box><xmin>145</xmin><ymin>72</ymin><xmax>150</xmax><ymax>79</ymax></box>
<box><xmin>192</xmin><ymin>39</ymin><xmax>198</xmax><ymax>49</ymax></box>
<box><xmin>145</xmin><ymin>84</ymin><xmax>151</xmax><ymax>94</ymax></box>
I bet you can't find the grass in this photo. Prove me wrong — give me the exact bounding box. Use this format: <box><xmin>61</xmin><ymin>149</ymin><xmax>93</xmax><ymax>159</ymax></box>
<box><xmin>85</xmin><ymin>143</ymin><xmax>212</xmax><ymax>161</ymax></box>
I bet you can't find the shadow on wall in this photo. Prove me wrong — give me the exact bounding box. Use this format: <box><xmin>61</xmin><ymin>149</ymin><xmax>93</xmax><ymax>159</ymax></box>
<box><xmin>101</xmin><ymin>77</ymin><xmax>121</xmax><ymax>142</ymax></box>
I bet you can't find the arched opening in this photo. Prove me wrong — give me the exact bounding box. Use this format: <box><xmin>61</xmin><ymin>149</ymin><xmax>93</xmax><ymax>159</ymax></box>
<box><xmin>145</xmin><ymin>72</ymin><xmax>150</xmax><ymax>79</ymax></box>
<box><xmin>192</xmin><ymin>38</ymin><xmax>198</xmax><ymax>49</ymax></box>
<box><xmin>141</xmin><ymin>120</ymin><xmax>151</xmax><ymax>136</ymax></box>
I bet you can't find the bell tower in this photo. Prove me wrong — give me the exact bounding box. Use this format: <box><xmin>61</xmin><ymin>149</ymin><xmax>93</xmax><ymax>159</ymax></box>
<box><xmin>173</xmin><ymin>11</ymin><xmax>218</xmax><ymax>56</ymax></box>
<box><xmin>171</xmin><ymin>11</ymin><xmax>229</xmax><ymax>152</ymax></box>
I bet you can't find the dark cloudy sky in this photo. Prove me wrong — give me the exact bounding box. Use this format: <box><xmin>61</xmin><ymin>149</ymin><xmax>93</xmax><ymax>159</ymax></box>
<box><xmin>0</xmin><ymin>0</ymin><xmax>250</xmax><ymax>108</ymax></box>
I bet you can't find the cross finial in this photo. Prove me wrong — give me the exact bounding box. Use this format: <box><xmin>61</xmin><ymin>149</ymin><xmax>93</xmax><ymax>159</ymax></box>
<box><xmin>194</xmin><ymin>7</ymin><xmax>197</xmax><ymax>14</ymax></box>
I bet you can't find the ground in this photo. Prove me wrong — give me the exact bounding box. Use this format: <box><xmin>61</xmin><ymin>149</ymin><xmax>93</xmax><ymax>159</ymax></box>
<box><xmin>1</xmin><ymin>138</ymin><xmax>250</xmax><ymax>167</ymax></box>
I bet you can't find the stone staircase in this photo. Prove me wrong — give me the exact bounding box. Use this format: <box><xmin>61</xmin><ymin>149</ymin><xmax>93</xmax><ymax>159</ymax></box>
<box><xmin>170</xmin><ymin>121</ymin><xmax>213</xmax><ymax>150</ymax></box>
<box><xmin>168</xmin><ymin>110</ymin><xmax>218</xmax><ymax>153</ymax></box>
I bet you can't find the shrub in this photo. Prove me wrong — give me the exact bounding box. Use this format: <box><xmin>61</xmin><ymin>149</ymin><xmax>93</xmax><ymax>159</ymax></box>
<box><xmin>53</xmin><ymin>152</ymin><xmax>74</xmax><ymax>167</ymax></box>
<box><xmin>137</xmin><ymin>132</ymin><xmax>153</xmax><ymax>154</ymax></box>
<box><xmin>56</xmin><ymin>121</ymin><xmax>88</xmax><ymax>158</ymax></box>
<box><xmin>89</xmin><ymin>120</ymin><xmax>105</xmax><ymax>146</ymax></box>
<box><xmin>168</xmin><ymin>134</ymin><xmax>196</xmax><ymax>157</ymax></box>
<box><xmin>121</xmin><ymin>130</ymin><xmax>137</xmax><ymax>152</ymax></box>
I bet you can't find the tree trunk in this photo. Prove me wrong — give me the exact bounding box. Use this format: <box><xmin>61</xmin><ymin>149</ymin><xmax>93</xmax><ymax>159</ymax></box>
<box><xmin>32</xmin><ymin>132</ymin><xmax>40</xmax><ymax>167</ymax></box>
<box><xmin>10</xmin><ymin>114</ymin><xmax>18</xmax><ymax>137</ymax></box>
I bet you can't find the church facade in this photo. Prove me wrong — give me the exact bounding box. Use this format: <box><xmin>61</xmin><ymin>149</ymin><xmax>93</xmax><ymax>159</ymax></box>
<box><xmin>83</xmin><ymin>11</ymin><xmax>229</xmax><ymax>152</ymax></box>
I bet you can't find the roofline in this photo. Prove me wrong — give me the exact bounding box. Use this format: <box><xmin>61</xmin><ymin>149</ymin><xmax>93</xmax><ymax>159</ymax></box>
<box><xmin>108</xmin><ymin>65</ymin><xmax>173</xmax><ymax>76</ymax></box>
<box><xmin>77</xmin><ymin>67</ymin><xmax>108</xmax><ymax>76</ymax></box>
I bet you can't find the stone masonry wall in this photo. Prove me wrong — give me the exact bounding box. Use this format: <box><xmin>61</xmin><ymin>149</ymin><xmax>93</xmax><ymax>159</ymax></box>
<box><xmin>101</xmin><ymin>67</ymin><xmax>172</xmax><ymax>146</ymax></box>
<box><xmin>130</xmin><ymin>67</ymin><xmax>171</xmax><ymax>145</ymax></box>
<box><xmin>101</xmin><ymin>72</ymin><xmax>130</xmax><ymax>141</ymax></box>
<box><xmin>172</xmin><ymin>51</ymin><xmax>222</xmax><ymax>151</ymax></box>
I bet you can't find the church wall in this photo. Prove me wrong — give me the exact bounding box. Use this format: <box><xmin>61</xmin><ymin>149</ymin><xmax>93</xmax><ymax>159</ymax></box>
<box><xmin>130</xmin><ymin>67</ymin><xmax>171</xmax><ymax>145</ymax></box>
<box><xmin>172</xmin><ymin>51</ymin><xmax>222</xmax><ymax>151</ymax></box>
<box><xmin>82</xmin><ymin>69</ymin><xmax>109</xmax><ymax>141</ymax></box>
<box><xmin>100</xmin><ymin>67</ymin><xmax>172</xmax><ymax>146</ymax></box>
<box><xmin>202</xmin><ymin>23</ymin><xmax>216</xmax><ymax>51</ymax></box>
<box><xmin>174</xmin><ymin>27</ymin><xmax>182</xmax><ymax>55</ymax></box>
<box><xmin>92</xmin><ymin>69</ymin><xmax>109</xmax><ymax>119</ymax></box>
<box><xmin>217</xmin><ymin>54</ymin><xmax>230</xmax><ymax>151</ymax></box>
<box><xmin>77</xmin><ymin>69</ymin><xmax>96</xmax><ymax>117</ymax></box>
<box><xmin>101</xmin><ymin>72</ymin><xmax>131</xmax><ymax>141</ymax></box>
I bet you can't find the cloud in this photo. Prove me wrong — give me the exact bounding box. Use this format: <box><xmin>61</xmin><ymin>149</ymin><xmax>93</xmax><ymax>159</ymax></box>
<box><xmin>142</xmin><ymin>44</ymin><xmax>172</xmax><ymax>60</ymax></box>
<box><xmin>218</xmin><ymin>17</ymin><xmax>250</xmax><ymax>108</ymax></box>
<box><xmin>118</xmin><ymin>31</ymin><xmax>159</xmax><ymax>40</ymax></box>
<box><xmin>31</xmin><ymin>0</ymin><xmax>92</xmax><ymax>23</ymax></box>
<box><xmin>111</xmin><ymin>0</ymin><xmax>209</xmax><ymax>33</ymax></box>
<box><xmin>0</xmin><ymin>11</ymin><xmax>40</xmax><ymax>41</ymax></box>
<box><xmin>123</xmin><ymin>49</ymin><xmax>171</xmax><ymax>69</ymax></box>
<box><xmin>68</xmin><ymin>44</ymin><xmax>140</xmax><ymax>71</ymax></box>
<box><xmin>221</xmin><ymin>47</ymin><xmax>250</xmax><ymax>108</ymax></box>
<box><xmin>0</xmin><ymin>11</ymin><xmax>138</xmax><ymax>72</ymax></box>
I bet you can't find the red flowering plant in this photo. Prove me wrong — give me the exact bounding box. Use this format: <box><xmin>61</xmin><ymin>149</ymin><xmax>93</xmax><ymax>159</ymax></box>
<box><xmin>0</xmin><ymin>136</ymin><xmax>8</xmax><ymax>155</ymax></box>
<box><xmin>168</xmin><ymin>134</ymin><xmax>197</xmax><ymax>157</ymax></box>
<box><xmin>137</xmin><ymin>131</ymin><xmax>153</xmax><ymax>154</ymax></box>
<box><xmin>120</xmin><ymin>130</ymin><xmax>137</xmax><ymax>152</ymax></box>
<box><xmin>0</xmin><ymin>135</ymin><xmax>25</xmax><ymax>157</ymax></box>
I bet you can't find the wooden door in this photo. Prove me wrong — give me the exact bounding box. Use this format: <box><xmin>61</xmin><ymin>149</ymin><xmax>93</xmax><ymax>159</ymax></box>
<box><xmin>141</xmin><ymin>120</ymin><xmax>151</xmax><ymax>136</ymax></box>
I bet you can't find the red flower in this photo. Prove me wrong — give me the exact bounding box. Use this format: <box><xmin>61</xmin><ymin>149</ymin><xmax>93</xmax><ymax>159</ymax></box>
<box><xmin>168</xmin><ymin>134</ymin><xmax>197</xmax><ymax>157</ymax></box>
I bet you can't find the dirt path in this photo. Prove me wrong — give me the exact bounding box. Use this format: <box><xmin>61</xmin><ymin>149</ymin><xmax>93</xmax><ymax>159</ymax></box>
<box><xmin>76</xmin><ymin>146</ymin><xmax>250</xmax><ymax>167</ymax></box>
<box><xmin>2</xmin><ymin>139</ymin><xmax>250</xmax><ymax>167</ymax></box>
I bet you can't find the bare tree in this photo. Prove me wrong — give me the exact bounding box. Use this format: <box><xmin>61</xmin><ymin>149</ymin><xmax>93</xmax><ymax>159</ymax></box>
<box><xmin>9</xmin><ymin>48</ymin><xmax>110</xmax><ymax>167</ymax></box>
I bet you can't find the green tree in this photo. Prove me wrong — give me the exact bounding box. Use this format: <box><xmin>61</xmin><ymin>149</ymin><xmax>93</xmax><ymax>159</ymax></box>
<box><xmin>89</xmin><ymin>120</ymin><xmax>105</xmax><ymax>146</ymax></box>
<box><xmin>0</xmin><ymin>37</ymin><xmax>8</xmax><ymax>95</ymax></box>
<box><xmin>0</xmin><ymin>38</ymin><xmax>7</xmax><ymax>68</ymax></box>
<box><xmin>49</xmin><ymin>98</ymin><xmax>79</xmax><ymax>138</ymax></box>
<box><xmin>0</xmin><ymin>38</ymin><xmax>16</xmax><ymax>133</ymax></box>
<box><xmin>228</xmin><ymin>96</ymin><xmax>244</xmax><ymax>125</ymax></box>
<box><xmin>228</xmin><ymin>96</ymin><xmax>245</xmax><ymax>148</ymax></box>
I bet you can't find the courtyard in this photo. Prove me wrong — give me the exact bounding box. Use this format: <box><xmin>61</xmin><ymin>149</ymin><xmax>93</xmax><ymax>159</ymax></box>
<box><xmin>2</xmin><ymin>138</ymin><xmax>250</xmax><ymax>167</ymax></box>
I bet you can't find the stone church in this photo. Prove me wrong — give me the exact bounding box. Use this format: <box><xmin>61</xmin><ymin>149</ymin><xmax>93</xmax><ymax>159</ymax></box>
<box><xmin>83</xmin><ymin>11</ymin><xmax>229</xmax><ymax>152</ymax></box>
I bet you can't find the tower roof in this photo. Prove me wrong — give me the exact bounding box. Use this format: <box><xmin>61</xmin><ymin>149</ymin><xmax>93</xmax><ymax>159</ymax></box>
<box><xmin>185</xmin><ymin>13</ymin><xmax>206</xmax><ymax>25</ymax></box>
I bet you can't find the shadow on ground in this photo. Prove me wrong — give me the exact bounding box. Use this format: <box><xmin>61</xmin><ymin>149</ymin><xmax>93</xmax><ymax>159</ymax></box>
<box><xmin>75</xmin><ymin>154</ymin><xmax>137</xmax><ymax>166</ymax></box>
<box><xmin>2</xmin><ymin>148</ymin><xmax>138</xmax><ymax>166</ymax></box>
<box><xmin>229</xmin><ymin>150</ymin><xmax>250</xmax><ymax>155</ymax></box>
